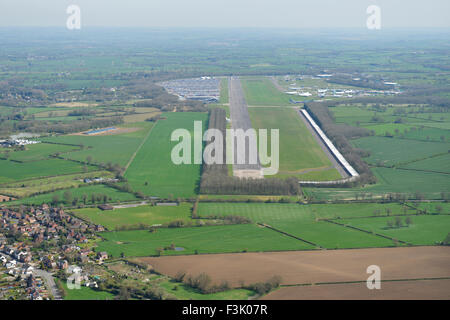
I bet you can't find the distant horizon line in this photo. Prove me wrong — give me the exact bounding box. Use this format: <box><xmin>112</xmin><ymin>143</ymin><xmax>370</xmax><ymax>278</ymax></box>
<box><xmin>1</xmin><ymin>26</ymin><xmax>450</xmax><ymax>30</ymax></box>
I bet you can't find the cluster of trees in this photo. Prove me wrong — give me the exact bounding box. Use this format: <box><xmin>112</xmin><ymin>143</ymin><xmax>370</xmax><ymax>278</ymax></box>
<box><xmin>51</xmin><ymin>191</ymin><xmax>112</xmax><ymax>206</ymax></box>
<box><xmin>199</xmin><ymin>215</ymin><xmax>251</xmax><ymax>225</ymax></box>
<box><xmin>0</xmin><ymin>115</ymin><xmax>124</xmax><ymax>135</ymax></box>
<box><xmin>67</xmin><ymin>108</ymin><xmax>97</xmax><ymax>117</ymax></box>
<box><xmin>304</xmin><ymin>103</ymin><xmax>376</xmax><ymax>186</ymax></box>
<box><xmin>246</xmin><ymin>275</ymin><xmax>282</xmax><ymax>295</ymax></box>
<box><xmin>386</xmin><ymin>216</ymin><xmax>412</xmax><ymax>229</ymax></box>
<box><xmin>328</xmin><ymin>76</ymin><xmax>393</xmax><ymax>91</ymax></box>
<box><xmin>201</xmin><ymin>174</ymin><xmax>301</xmax><ymax>195</ymax></box>
<box><xmin>175</xmin><ymin>272</ymin><xmax>230</xmax><ymax>294</ymax></box>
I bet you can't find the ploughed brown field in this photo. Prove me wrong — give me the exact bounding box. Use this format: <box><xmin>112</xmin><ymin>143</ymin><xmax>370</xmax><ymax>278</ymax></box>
<box><xmin>262</xmin><ymin>279</ymin><xmax>450</xmax><ymax>300</ymax></box>
<box><xmin>134</xmin><ymin>247</ymin><xmax>450</xmax><ymax>287</ymax></box>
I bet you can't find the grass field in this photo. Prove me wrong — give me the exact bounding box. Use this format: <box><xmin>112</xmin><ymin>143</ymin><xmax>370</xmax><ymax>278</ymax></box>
<box><xmin>125</xmin><ymin>112</ymin><xmax>207</xmax><ymax>198</ymax></box>
<box><xmin>9</xmin><ymin>184</ymin><xmax>137</xmax><ymax>206</ymax></box>
<box><xmin>339</xmin><ymin>215</ymin><xmax>450</xmax><ymax>245</ymax></box>
<box><xmin>248</xmin><ymin>107</ymin><xmax>338</xmax><ymax>180</ymax></box>
<box><xmin>159</xmin><ymin>280</ymin><xmax>254</xmax><ymax>300</ymax></box>
<box><xmin>401</xmin><ymin>153</ymin><xmax>450</xmax><ymax>173</ymax></box>
<box><xmin>0</xmin><ymin>159</ymin><xmax>96</xmax><ymax>184</ymax></box>
<box><xmin>72</xmin><ymin>203</ymin><xmax>193</xmax><ymax>230</ymax></box>
<box><xmin>42</xmin><ymin>122</ymin><xmax>153</xmax><ymax>166</ymax></box>
<box><xmin>4</xmin><ymin>143</ymin><xmax>80</xmax><ymax>162</ymax></box>
<box><xmin>367</xmin><ymin>167</ymin><xmax>450</xmax><ymax>194</ymax></box>
<box><xmin>96</xmin><ymin>224</ymin><xmax>314</xmax><ymax>257</ymax></box>
<box><xmin>241</xmin><ymin>78</ymin><xmax>291</xmax><ymax>106</ymax></box>
<box><xmin>197</xmin><ymin>202</ymin><xmax>396</xmax><ymax>249</ymax></box>
<box><xmin>0</xmin><ymin>170</ymin><xmax>114</xmax><ymax>198</ymax></box>
<box><xmin>219</xmin><ymin>78</ymin><xmax>229</xmax><ymax>104</ymax></box>
<box><xmin>60</xmin><ymin>281</ymin><xmax>114</xmax><ymax>300</ymax></box>
<box><xmin>352</xmin><ymin>136</ymin><xmax>449</xmax><ymax>166</ymax></box>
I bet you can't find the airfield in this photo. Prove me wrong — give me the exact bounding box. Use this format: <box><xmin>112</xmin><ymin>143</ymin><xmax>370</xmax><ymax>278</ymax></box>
<box><xmin>1</xmin><ymin>75</ymin><xmax>449</xmax><ymax>300</ymax></box>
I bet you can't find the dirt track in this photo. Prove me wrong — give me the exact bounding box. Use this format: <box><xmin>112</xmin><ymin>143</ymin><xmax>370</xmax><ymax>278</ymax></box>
<box><xmin>262</xmin><ymin>279</ymin><xmax>450</xmax><ymax>300</ymax></box>
<box><xmin>135</xmin><ymin>246</ymin><xmax>450</xmax><ymax>287</ymax></box>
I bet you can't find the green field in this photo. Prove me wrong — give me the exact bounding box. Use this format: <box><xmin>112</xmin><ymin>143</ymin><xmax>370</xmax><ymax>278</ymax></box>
<box><xmin>42</xmin><ymin>122</ymin><xmax>153</xmax><ymax>166</ymax></box>
<box><xmin>61</xmin><ymin>281</ymin><xmax>114</xmax><ymax>300</ymax></box>
<box><xmin>339</xmin><ymin>215</ymin><xmax>450</xmax><ymax>245</ymax></box>
<box><xmin>219</xmin><ymin>78</ymin><xmax>229</xmax><ymax>104</ymax></box>
<box><xmin>10</xmin><ymin>184</ymin><xmax>137</xmax><ymax>206</ymax></box>
<box><xmin>4</xmin><ymin>143</ymin><xmax>80</xmax><ymax>162</ymax></box>
<box><xmin>124</xmin><ymin>112</ymin><xmax>207</xmax><ymax>198</ymax></box>
<box><xmin>159</xmin><ymin>280</ymin><xmax>254</xmax><ymax>300</ymax></box>
<box><xmin>248</xmin><ymin>107</ymin><xmax>339</xmax><ymax>180</ymax></box>
<box><xmin>367</xmin><ymin>167</ymin><xmax>450</xmax><ymax>194</ymax></box>
<box><xmin>72</xmin><ymin>203</ymin><xmax>193</xmax><ymax>230</ymax></box>
<box><xmin>198</xmin><ymin>202</ymin><xmax>396</xmax><ymax>249</ymax></box>
<box><xmin>241</xmin><ymin>78</ymin><xmax>291</xmax><ymax>106</ymax></box>
<box><xmin>0</xmin><ymin>159</ymin><xmax>96</xmax><ymax>184</ymax></box>
<box><xmin>0</xmin><ymin>170</ymin><xmax>114</xmax><ymax>198</ymax></box>
<box><xmin>412</xmin><ymin>202</ymin><xmax>450</xmax><ymax>214</ymax></box>
<box><xmin>352</xmin><ymin>136</ymin><xmax>449</xmax><ymax>166</ymax></box>
<box><xmin>96</xmin><ymin>224</ymin><xmax>314</xmax><ymax>257</ymax></box>
<box><xmin>401</xmin><ymin>153</ymin><xmax>450</xmax><ymax>173</ymax></box>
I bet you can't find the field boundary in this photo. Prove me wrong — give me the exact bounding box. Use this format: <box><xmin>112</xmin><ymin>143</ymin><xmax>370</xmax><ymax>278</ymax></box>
<box><xmin>278</xmin><ymin>276</ymin><xmax>450</xmax><ymax>287</ymax></box>
<box><xmin>323</xmin><ymin>219</ymin><xmax>412</xmax><ymax>245</ymax></box>
<box><xmin>256</xmin><ymin>222</ymin><xmax>322</xmax><ymax>248</ymax></box>
<box><xmin>123</xmin><ymin>121</ymin><xmax>156</xmax><ymax>173</ymax></box>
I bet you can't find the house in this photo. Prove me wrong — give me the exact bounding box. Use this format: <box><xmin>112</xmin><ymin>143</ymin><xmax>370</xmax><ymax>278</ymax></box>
<box><xmin>156</xmin><ymin>202</ymin><xmax>178</xmax><ymax>207</ymax></box>
<box><xmin>57</xmin><ymin>260</ymin><xmax>69</xmax><ymax>270</ymax></box>
<box><xmin>98</xmin><ymin>204</ymin><xmax>113</xmax><ymax>211</ymax></box>
<box><xmin>97</xmin><ymin>252</ymin><xmax>108</xmax><ymax>261</ymax></box>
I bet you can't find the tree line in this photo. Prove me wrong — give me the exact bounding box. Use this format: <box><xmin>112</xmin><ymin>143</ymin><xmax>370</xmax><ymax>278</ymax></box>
<box><xmin>304</xmin><ymin>102</ymin><xmax>376</xmax><ymax>186</ymax></box>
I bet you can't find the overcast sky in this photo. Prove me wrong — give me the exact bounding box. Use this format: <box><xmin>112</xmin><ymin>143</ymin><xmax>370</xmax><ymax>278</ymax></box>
<box><xmin>1</xmin><ymin>0</ymin><xmax>449</xmax><ymax>28</ymax></box>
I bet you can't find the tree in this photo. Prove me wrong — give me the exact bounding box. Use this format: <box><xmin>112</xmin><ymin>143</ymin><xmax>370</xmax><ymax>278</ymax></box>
<box><xmin>405</xmin><ymin>216</ymin><xmax>412</xmax><ymax>226</ymax></box>
<box><xmin>443</xmin><ymin>233</ymin><xmax>450</xmax><ymax>246</ymax></box>
<box><xmin>394</xmin><ymin>216</ymin><xmax>402</xmax><ymax>228</ymax></box>
<box><xmin>63</xmin><ymin>190</ymin><xmax>72</xmax><ymax>205</ymax></box>
<box><xmin>118</xmin><ymin>287</ymin><xmax>130</xmax><ymax>300</ymax></box>
<box><xmin>51</xmin><ymin>194</ymin><xmax>60</xmax><ymax>206</ymax></box>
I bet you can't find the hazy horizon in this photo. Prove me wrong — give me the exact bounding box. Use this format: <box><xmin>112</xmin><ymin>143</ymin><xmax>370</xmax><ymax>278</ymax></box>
<box><xmin>1</xmin><ymin>0</ymin><xmax>449</xmax><ymax>29</ymax></box>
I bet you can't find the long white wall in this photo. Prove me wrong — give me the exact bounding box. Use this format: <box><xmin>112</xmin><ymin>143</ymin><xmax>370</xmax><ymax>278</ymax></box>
<box><xmin>301</xmin><ymin>109</ymin><xmax>359</xmax><ymax>177</ymax></box>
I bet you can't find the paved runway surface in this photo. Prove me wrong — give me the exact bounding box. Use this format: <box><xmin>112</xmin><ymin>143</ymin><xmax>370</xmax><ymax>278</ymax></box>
<box><xmin>228</xmin><ymin>77</ymin><xmax>262</xmax><ymax>176</ymax></box>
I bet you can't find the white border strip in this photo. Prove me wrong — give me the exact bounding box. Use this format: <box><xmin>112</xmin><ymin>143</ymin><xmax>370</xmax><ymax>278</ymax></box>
<box><xmin>301</xmin><ymin>109</ymin><xmax>359</xmax><ymax>177</ymax></box>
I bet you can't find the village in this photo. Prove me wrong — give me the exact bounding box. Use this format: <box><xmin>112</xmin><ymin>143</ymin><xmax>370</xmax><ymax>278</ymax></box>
<box><xmin>0</xmin><ymin>204</ymin><xmax>108</xmax><ymax>300</ymax></box>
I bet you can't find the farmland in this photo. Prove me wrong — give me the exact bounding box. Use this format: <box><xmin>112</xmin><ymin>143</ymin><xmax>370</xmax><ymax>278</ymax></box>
<box><xmin>339</xmin><ymin>215</ymin><xmax>450</xmax><ymax>245</ymax></box>
<box><xmin>198</xmin><ymin>202</ymin><xmax>396</xmax><ymax>249</ymax></box>
<box><xmin>42</xmin><ymin>122</ymin><xmax>154</xmax><ymax>166</ymax></box>
<box><xmin>72</xmin><ymin>203</ymin><xmax>193</xmax><ymax>230</ymax></box>
<box><xmin>9</xmin><ymin>184</ymin><xmax>137</xmax><ymax>206</ymax></box>
<box><xmin>124</xmin><ymin>112</ymin><xmax>208</xmax><ymax>198</ymax></box>
<box><xmin>136</xmin><ymin>247</ymin><xmax>450</xmax><ymax>287</ymax></box>
<box><xmin>96</xmin><ymin>224</ymin><xmax>313</xmax><ymax>257</ymax></box>
<box><xmin>0</xmin><ymin>159</ymin><xmax>97</xmax><ymax>184</ymax></box>
<box><xmin>352</xmin><ymin>136</ymin><xmax>449</xmax><ymax>167</ymax></box>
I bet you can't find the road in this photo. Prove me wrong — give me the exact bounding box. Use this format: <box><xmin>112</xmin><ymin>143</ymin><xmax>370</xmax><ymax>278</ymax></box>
<box><xmin>228</xmin><ymin>76</ymin><xmax>262</xmax><ymax>178</ymax></box>
<box><xmin>33</xmin><ymin>268</ymin><xmax>62</xmax><ymax>300</ymax></box>
<box><xmin>2</xmin><ymin>251</ymin><xmax>62</xmax><ymax>299</ymax></box>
